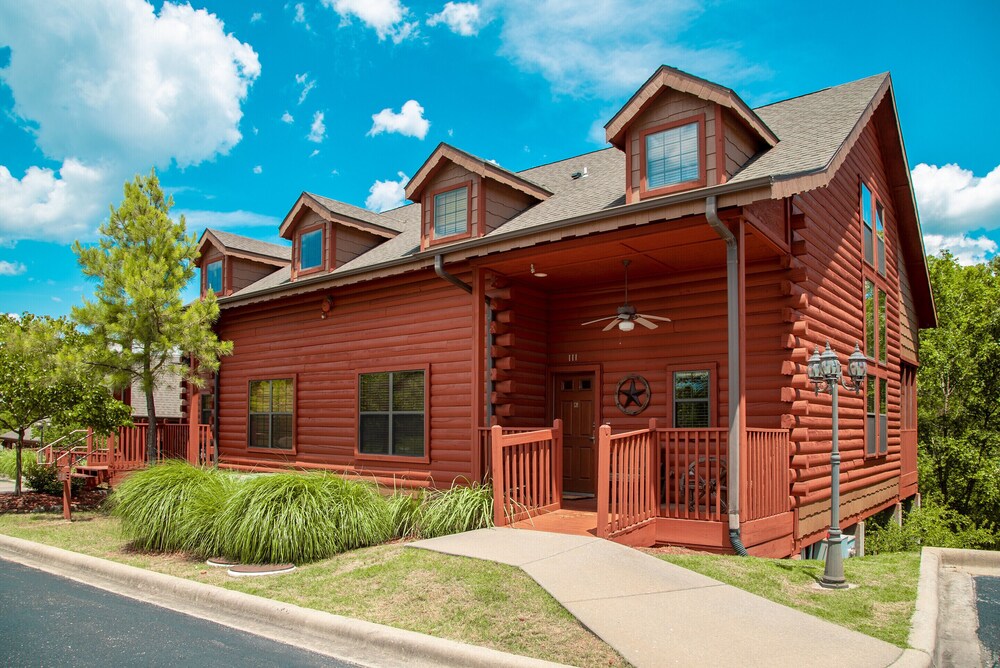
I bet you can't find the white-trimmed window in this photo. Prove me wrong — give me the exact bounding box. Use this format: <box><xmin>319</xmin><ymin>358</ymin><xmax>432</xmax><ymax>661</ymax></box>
<box><xmin>433</xmin><ymin>187</ymin><xmax>468</xmax><ymax>238</ymax></box>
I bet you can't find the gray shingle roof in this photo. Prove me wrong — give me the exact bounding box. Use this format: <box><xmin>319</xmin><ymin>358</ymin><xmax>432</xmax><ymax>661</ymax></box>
<box><xmin>206</xmin><ymin>228</ymin><xmax>291</xmax><ymax>261</ymax></box>
<box><xmin>307</xmin><ymin>193</ymin><xmax>408</xmax><ymax>233</ymax></box>
<box><xmin>224</xmin><ymin>72</ymin><xmax>889</xmax><ymax>302</ymax></box>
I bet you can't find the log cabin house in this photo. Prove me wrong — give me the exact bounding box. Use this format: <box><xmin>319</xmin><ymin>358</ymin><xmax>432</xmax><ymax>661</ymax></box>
<box><xmin>187</xmin><ymin>67</ymin><xmax>935</xmax><ymax>557</ymax></box>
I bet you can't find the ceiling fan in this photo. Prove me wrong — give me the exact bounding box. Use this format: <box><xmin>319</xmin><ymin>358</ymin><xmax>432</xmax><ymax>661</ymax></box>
<box><xmin>581</xmin><ymin>259</ymin><xmax>672</xmax><ymax>332</ymax></box>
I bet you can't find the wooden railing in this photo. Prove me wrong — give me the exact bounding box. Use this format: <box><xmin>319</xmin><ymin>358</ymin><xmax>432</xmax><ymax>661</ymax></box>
<box><xmin>156</xmin><ymin>423</ymin><xmax>189</xmax><ymax>460</ymax></box>
<box><xmin>656</xmin><ymin>427</ymin><xmax>728</xmax><ymax>521</ymax></box>
<box><xmin>478</xmin><ymin>426</ymin><xmax>541</xmax><ymax>481</ymax></box>
<box><xmin>197</xmin><ymin>424</ymin><xmax>215</xmax><ymax>466</ymax></box>
<box><xmin>596</xmin><ymin>422</ymin><xmax>658</xmax><ymax>539</ymax></box>
<box><xmin>110</xmin><ymin>424</ymin><xmax>150</xmax><ymax>470</ymax></box>
<box><xmin>491</xmin><ymin>420</ymin><xmax>562</xmax><ymax>526</ymax></box>
<box><xmin>744</xmin><ymin>428</ymin><xmax>790</xmax><ymax>521</ymax></box>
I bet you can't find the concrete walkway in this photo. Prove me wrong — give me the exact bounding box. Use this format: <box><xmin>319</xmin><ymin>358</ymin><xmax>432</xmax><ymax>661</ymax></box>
<box><xmin>411</xmin><ymin>528</ymin><xmax>913</xmax><ymax>668</ymax></box>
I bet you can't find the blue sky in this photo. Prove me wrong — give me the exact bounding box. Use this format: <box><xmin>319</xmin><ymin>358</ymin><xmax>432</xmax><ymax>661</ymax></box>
<box><xmin>1</xmin><ymin>0</ymin><xmax>998</xmax><ymax>317</ymax></box>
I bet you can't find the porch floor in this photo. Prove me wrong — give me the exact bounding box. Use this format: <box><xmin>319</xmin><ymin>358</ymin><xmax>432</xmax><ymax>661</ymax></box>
<box><xmin>510</xmin><ymin>498</ymin><xmax>598</xmax><ymax>537</ymax></box>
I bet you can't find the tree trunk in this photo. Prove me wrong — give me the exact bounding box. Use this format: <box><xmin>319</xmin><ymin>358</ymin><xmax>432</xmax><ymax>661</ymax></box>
<box><xmin>14</xmin><ymin>429</ymin><xmax>24</xmax><ymax>497</ymax></box>
<box><xmin>145</xmin><ymin>384</ymin><xmax>158</xmax><ymax>466</ymax></box>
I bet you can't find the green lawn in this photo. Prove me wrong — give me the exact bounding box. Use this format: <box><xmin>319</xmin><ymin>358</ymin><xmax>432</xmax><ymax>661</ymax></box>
<box><xmin>657</xmin><ymin>551</ymin><xmax>920</xmax><ymax>647</ymax></box>
<box><xmin>0</xmin><ymin>512</ymin><xmax>625</xmax><ymax>667</ymax></box>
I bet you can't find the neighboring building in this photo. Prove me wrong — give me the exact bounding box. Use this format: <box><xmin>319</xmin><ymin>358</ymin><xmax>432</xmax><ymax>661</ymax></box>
<box><xmin>188</xmin><ymin>66</ymin><xmax>935</xmax><ymax>556</ymax></box>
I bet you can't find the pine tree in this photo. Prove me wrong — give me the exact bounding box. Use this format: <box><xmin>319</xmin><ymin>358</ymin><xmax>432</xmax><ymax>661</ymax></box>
<box><xmin>73</xmin><ymin>170</ymin><xmax>232</xmax><ymax>464</ymax></box>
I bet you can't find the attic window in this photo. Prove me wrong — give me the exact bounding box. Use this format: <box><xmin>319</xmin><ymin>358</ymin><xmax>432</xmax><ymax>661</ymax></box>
<box><xmin>299</xmin><ymin>227</ymin><xmax>323</xmax><ymax>271</ymax></box>
<box><xmin>433</xmin><ymin>186</ymin><xmax>469</xmax><ymax>239</ymax></box>
<box><xmin>206</xmin><ymin>260</ymin><xmax>222</xmax><ymax>293</ymax></box>
<box><xmin>647</xmin><ymin>122</ymin><xmax>700</xmax><ymax>189</ymax></box>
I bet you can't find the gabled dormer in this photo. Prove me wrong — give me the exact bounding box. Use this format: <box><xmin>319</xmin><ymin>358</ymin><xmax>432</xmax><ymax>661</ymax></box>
<box><xmin>404</xmin><ymin>143</ymin><xmax>552</xmax><ymax>251</ymax></box>
<box><xmin>197</xmin><ymin>229</ymin><xmax>291</xmax><ymax>298</ymax></box>
<box><xmin>279</xmin><ymin>193</ymin><xmax>402</xmax><ymax>281</ymax></box>
<box><xmin>605</xmin><ymin>66</ymin><xmax>778</xmax><ymax>203</ymax></box>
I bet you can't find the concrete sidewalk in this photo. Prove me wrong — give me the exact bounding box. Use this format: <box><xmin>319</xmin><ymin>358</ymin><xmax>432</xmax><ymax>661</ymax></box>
<box><xmin>411</xmin><ymin>529</ymin><xmax>917</xmax><ymax>668</ymax></box>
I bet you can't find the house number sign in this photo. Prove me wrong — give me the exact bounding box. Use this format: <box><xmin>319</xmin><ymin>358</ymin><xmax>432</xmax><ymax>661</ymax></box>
<box><xmin>615</xmin><ymin>374</ymin><xmax>650</xmax><ymax>415</ymax></box>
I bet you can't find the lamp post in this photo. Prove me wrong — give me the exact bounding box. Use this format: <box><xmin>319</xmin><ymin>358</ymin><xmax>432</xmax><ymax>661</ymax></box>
<box><xmin>807</xmin><ymin>341</ymin><xmax>867</xmax><ymax>589</ymax></box>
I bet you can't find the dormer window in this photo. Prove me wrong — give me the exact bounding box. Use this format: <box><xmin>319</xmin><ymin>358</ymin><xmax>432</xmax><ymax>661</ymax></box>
<box><xmin>206</xmin><ymin>260</ymin><xmax>222</xmax><ymax>293</ymax></box>
<box><xmin>640</xmin><ymin>117</ymin><xmax>704</xmax><ymax>197</ymax></box>
<box><xmin>298</xmin><ymin>226</ymin><xmax>323</xmax><ymax>272</ymax></box>
<box><xmin>433</xmin><ymin>186</ymin><xmax>469</xmax><ymax>239</ymax></box>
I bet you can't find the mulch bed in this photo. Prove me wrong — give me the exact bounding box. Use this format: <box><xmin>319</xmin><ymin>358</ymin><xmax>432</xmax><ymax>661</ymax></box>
<box><xmin>0</xmin><ymin>488</ymin><xmax>108</xmax><ymax>514</ymax></box>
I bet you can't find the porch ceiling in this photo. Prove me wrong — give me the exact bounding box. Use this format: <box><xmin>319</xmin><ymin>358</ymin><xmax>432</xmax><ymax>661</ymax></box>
<box><xmin>478</xmin><ymin>218</ymin><xmax>778</xmax><ymax>291</ymax></box>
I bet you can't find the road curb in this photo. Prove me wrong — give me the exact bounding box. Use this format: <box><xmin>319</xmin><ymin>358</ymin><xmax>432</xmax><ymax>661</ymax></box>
<box><xmin>900</xmin><ymin>547</ymin><xmax>939</xmax><ymax>667</ymax></box>
<box><xmin>0</xmin><ymin>534</ymin><xmax>567</xmax><ymax>668</ymax></box>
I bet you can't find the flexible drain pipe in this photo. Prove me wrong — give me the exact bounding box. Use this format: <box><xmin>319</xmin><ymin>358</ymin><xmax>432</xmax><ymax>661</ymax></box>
<box><xmin>705</xmin><ymin>196</ymin><xmax>747</xmax><ymax>556</ymax></box>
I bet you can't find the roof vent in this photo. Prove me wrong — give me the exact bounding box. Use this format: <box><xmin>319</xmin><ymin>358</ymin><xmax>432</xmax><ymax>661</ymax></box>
<box><xmin>570</xmin><ymin>167</ymin><xmax>589</xmax><ymax>180</ymax></box>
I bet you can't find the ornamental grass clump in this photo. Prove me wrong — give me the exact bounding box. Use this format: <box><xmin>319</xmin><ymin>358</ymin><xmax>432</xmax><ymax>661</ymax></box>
<box><xmin>0</xmin><ymin>448</ymin><xmax>21</xmax><ymax>479</ymax></box>
<box><xmin>110</xmin><ymin>461</ymin><xmax>230</xmax><ymax>552</ymax></box>
<box><xmin>417</xmin><ymin>480</ymin><xmax>493</xmax><ymax>539</ymax></box>
<box><xmin>215</xmin><ymin>472</ymin><xmax>392</xmax><ymax>564</ymax></box>
<box><xmin>176</xmin><ymin>471</ymin><xmax>241</xmax><ymax>557</ymax></box>
<box><xmin>387</xmin><ymin>491</ymin><xmax>422</xmax><ymax>539</ymax></box>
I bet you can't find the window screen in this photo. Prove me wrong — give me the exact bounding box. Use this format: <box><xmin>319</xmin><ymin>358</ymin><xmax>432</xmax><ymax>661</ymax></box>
<box><xmin>359</xmin><ymin>370</ymin><xmax>425</xmax><ymax>457</ymax></box>
<box><xmin>647</xmin><ymin>122</ymin><xmax>699</xmax><ymax>189</ymax></box>
<box><xmin>673</xmin><ymin>370</ymin><xmax>710</xmax><ymax>428</ymax></box>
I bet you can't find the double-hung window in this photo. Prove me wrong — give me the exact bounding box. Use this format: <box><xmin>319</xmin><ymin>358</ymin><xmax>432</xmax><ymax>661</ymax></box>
<box><xmin>249</xmin><ymin>379</ymin><xmax>293</xmax><ymax>450</ymax></box>
<box><xmin>359</xmin><ymin>370</ymin><xmax>426</xmax><ymax>457</ymax></box>
<box><xmin>645</xmin><ymin>121</ymin><xmax>700</xmax><ymax>191</ymax></box>
<box><xmin>673</xmin><ymin>370</ymin><xmax>710</xmax><ymax>428</ymax></box>
<box><xmin>433</xmin><ymin>187</ymin><xmax>468</xmax><ymax>239</ymax></box>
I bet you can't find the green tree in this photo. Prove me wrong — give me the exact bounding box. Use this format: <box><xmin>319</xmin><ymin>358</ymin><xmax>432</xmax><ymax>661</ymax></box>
<box><xmin>0</xmin><ymin>314</ymin><xmax>131</xmax><ymax>495</ymax></box>
<box><xmin>72</xmin><ymin>170</ymin><xmax>232</xmax><ymax>464</ymax></box>
<box><xmin>918</xmin><ymin>252</ymin><xmax>1000</xmax><ymax>526</ymax></box>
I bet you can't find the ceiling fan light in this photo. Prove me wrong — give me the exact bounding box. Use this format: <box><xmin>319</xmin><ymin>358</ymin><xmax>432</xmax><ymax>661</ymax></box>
<box><xmin>618</xmin><ymin>319</ymin><xmax>635</xmax><ymax>332</ymax></box>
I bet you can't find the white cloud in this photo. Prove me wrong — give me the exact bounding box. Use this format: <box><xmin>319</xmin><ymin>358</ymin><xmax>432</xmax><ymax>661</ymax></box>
<box><xmin>0</xmin><ymin>260</ymin><xmax>27</xmax><ymax>276</ymax></box>
<box><xmin>176</xmin><ymin>209</ymin><xmax>281</xmax><ymax>230</ymax></box>
<box><xmin>293</xmin><ymin>3</ymin><xmax>307</xmax><ymax>24</ymax></box>
<box><xmin>912</xmin><ymin>163</ymin><xmax>1000</xmax><ymax>234</ymax></box>
<box><xmin>485</xmin><ymin>0</ymin><xmax>763</xmax><ymax>98</ymax></box>
<box><xmin>51</xmin><ymin>296</ymin><xmax>62</xmax><ymax>303</ymax></box>
<box><xmin>250</xmin><ymin>11</ymin><xmax>262</xmax><ymax>23</ymax></box>
<box><xmin>281</xmin><ymin>111</ymin><xmax>295</xmax><ymax>124</ymax></box>
<box><xmin>322</xmin><ymin>0</ymin><xmax>418</xmax><ymax>43</ymax></box>
<box><xmin>308</xmin><ymin>111</ymin><xmax>326</xmax><ymax>143</ymax></box>
<box><xmin>367</xmin><ymin>100</ymin><xmax>430</xmax><ymax>139</ymax></box>
<box><xmin>427</xmin><ymin>2</ymin><xmax>483</xmax><ymax>36</ymax></box>
<box><xmin>365</xmin><ymin>172</ymin><xmax>409</xmax><ymax>212</ymax></box>
<box><xmin>0</xmin><ymin>0</ymin><xmax>260</xmax><ymax>169</ymax></box>
<box><xmin>923</xmin><ymin>233</ymin><xmax>997</xmax><ymax>266</ymax></box>
<box><xmin>0</xmin><ymin>160</ymin><xmax>110</xmax><ymax>244</ymax></box>
<box><xmin>252</xmin><ymin>126</ymin><xmax>259</xmax><ymax>135</ymax></box>
<box><xmin>295</xmin><ymin>72</ymin><xmax>316</xmax><ymax>104</ymax></box>
<box><xmin>253</xmin><ymin>165</ymin><xmax>262</xmax><ymax>174</ymax></box>
<box><xmin>309</xmin><ymin>149</ymin><xmax>320</xmax><ymax>158</ymax></box>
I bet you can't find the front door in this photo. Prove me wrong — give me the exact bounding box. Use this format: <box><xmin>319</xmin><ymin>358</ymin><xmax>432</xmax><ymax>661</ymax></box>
<box><xmin>555</xmin><ymin>373</ymin><xmax>596</xmax><ymax>495</ymax></box>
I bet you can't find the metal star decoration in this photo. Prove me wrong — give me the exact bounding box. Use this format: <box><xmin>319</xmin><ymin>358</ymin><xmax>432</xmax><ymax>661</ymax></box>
<box><xmin>615</xmin><ymin>374</ymin><xmax>650</xmax><ymax>415</ymax></box>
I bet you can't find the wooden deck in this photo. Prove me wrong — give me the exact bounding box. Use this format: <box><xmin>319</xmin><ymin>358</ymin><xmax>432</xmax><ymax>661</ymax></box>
<box><xmin>510</xmin><ymin>498</ymin><xmax>599</xmax><ymax>537</ymax></box>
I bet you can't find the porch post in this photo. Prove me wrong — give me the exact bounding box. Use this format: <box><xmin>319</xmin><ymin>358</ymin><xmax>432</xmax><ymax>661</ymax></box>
<box><xmin>596</xmin><ymin>424</ymin><xmax>612</xmax><ymax>538</ymax></box>
<box><xmin>187</xmin><ymin>358</ymin><xmax>201</xmax><ymax>465</ymax></box>
<box><xmin>491</xmin><ymin>425</ymin><xmax>505</xmax><ymax>526</ymax></box>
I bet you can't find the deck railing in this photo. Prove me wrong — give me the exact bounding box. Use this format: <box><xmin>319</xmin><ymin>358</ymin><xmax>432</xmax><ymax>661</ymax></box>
<box><xmin>491</xmin><ymin>420</ymin><xmax>563</xmax><ymax>526</ymax></box>
<box><xmin>744</xmin><ymin>428</ymin><xmax>790</xmax><ymax>521</ymax></box>
<box><xmin>478</xmin><ymin>426</ymin><xmax>542</xmax><ymax>481</ymax></box>
<box><xmin>596</xmin><ymin>422</ymin><xmax>658</xmax><ymax>539</ymax></box>
<box><xmin>197</xmin><ymin>424</ymin><xmax>215</xmax><ymax>466</ymax></box>
<box><xmin>656</xmin><ymin>427</ymin><xmax>729</xmax><ymax>521</ymax></box>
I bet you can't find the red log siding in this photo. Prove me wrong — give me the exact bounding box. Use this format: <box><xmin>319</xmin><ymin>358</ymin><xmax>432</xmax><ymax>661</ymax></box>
<box><xmin>790</xmin><ymin>99</ymin><xmax>908</xmax><ymax>547</ymax></box>
<box><xmin>215</xmin><ymin>268</ymin><xmax>475</xmax><ymax>484</ymax></box>
<box><xmin>336</xmin><ymin>225</ymin><xmax>382</xmax><ymax>267</ymax></box>
<box><xmin>497</xmin><ymin>282</ymin><xmax>548</xmax><ymax>427</ymax></box>
<box><xmin>625</xmin><ymin>90</ymin><xmax>717</xmax><ymax>203</ymax></box>
<box><xmin>744</xmin><ymin>257</ymin><xmax>793</xmax><ymax>430</ymax></box>
<box><xmin>547</xmin><ymin>269</ymin><xmax>730</xmax><ymax>433</ymax></box>
<box><xmin>483</xmin><ymin>180</ymin><xmax>536</xmax><ymax>236</ymax></box>
<box><xmin>420</xmin><ymin>163</ymin><xmax>480</xmax><ymax>249</ymax></box>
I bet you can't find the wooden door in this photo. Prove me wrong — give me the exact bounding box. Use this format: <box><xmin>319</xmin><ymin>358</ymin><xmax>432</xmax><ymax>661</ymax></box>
<box><xmin>555</xmin><ymin>373</ymin><xmax>596</xmax><ymax>494</ymax></box>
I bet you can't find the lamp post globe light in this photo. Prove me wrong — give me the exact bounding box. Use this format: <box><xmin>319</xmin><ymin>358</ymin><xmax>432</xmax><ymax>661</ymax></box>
<box><xmin>807</xmin><ymin>341</ymin><xmax>867</xmax><ymax>589</ymax></box>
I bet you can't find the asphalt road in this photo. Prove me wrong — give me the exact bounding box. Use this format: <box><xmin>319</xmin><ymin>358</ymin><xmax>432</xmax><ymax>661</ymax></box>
<box><xmin>0</xmin><ymin>559</ymin><xmax>356</xmax><ymax>667</ymax></box>
<box><xmin>977</xmin><ymin>576</ymin><xmax>1000</xmax><ymax>667</ymax></box>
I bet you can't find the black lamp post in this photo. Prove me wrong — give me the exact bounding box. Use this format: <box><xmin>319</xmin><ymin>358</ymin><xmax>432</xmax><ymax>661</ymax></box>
<box><xmin>807</xmin><ymin>341</ymin><xmax>867</xmax><ymax>589</ymax></box>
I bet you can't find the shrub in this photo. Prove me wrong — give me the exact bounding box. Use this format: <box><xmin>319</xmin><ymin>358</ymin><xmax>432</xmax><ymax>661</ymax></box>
<box><xmin>110</xmin><ymin>461</ymin><xmax>231</xmax><ymax>552</ymax></box>
<box><xmin>866</xmin><ymin>501</ymin><xmax>997</xmax><ymax>554</ymax></box>
<box><xmin>387</xmin><ymin>491</ymin><xmax>422</xmax><ymax>539</ymax></box>
<box><xmin>215</xmin><ymin>472</ymin><xmax>392</xmax><ymax>564</ymax></box>
<box><xmin>417</xmin><ymin>481</ymin><xmax>493</xmax><ymax>539</ymax></box>
<box><xmin>23</xmin><ymin>461</ymin><xmax>84</xmax><ymax>496</ymax></box>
